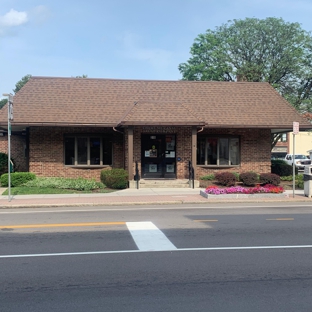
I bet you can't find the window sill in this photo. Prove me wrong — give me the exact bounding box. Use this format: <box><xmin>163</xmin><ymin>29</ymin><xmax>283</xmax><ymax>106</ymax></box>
<box><xmin>64</xmin><ymin>165</ymin><xmax>112</xmax><ymax>169</ymax></box>
<box><xmin>197</xmin><ymin>165</ymin><xmax>240</xmax><ymax>168</ymax></box>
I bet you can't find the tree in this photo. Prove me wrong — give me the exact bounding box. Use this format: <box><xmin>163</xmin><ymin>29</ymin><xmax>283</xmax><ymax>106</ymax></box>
<box><xmin>0</xmin><ymin>99</ymin><xmax>7</xmax><ymax>109</ymax></box>
<box><xmin>179</xmin><ymin>17</ymin><xmax>312</xmax><ymax>114</ymax></box>
<box><xmin>75</xmin><ymin>74</ymin><xmax>88</xmax><ymax>78</ymax></box>
<box><xmin>0</xmin><ymin>74</ymin><xmax>32</xmax><ymax>110</ymax></box>
<box><xmin>13</xmin><ymin>74</ymin><xmax>32</xmax><ymax>94</ymax></box>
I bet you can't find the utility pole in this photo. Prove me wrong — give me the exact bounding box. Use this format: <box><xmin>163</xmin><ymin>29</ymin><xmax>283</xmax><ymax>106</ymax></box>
<box><xmin>292</xmin><ymin>122</ymin><xmax>299</xmax><ymax>198</ymax></box>
<box><xmin>2</xmin><ymin>93</ymin><xmax>13</xmax><ymax>202</ymax></box>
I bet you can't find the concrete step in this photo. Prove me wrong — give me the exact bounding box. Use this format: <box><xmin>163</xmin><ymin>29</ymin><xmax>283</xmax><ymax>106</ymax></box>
<box><xmin>139</xmin><ymin>179</ymin><xmax>192</xmax><ymax>188</ymax></box>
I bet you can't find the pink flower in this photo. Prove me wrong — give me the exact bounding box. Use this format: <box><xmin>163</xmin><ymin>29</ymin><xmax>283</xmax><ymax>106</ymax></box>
<box><xmin>205</xmin><ymin>184</ymin><xmax>284</xmax><ymax>195</ymax></box>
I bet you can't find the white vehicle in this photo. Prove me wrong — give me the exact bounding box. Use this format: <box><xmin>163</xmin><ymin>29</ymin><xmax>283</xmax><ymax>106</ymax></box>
<box><xmin>284</xmin><ymin>154</ymin><xmax>311</xmax><ymax>171</ymax></box>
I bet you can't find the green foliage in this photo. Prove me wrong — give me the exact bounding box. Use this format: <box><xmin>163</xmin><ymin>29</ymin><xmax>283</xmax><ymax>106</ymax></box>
<box><xmin>23</xmin><ymin>177</ymin><xmax>104</xmax><ymax>191</ymax></box>
<box><xmin>240</xmin><ymin>172</ymin><xmax>259</xmax><ymax>186</ymax></box>
<box><xmin>271</xmin><ymin>159</ymin><xmax>298</xmax><ymax>176</ymax></box>
<box><xmin>200</xmin><ymin>174</ymin><xmax>215</xmax><ymax>180</ymax></box>
<box><xmin>280</xmin><ymin>175</ymin><xmax>293</xmax><ymax>181</ymax></box>
<box><xmin>0</xmin><ymin>153</ymin><xmax>8</xmax><ymax>176</ymax></box>
<box><xmin>178</xmin><ymin>17</ymin><xmax>312</xmax><ymax>113</ymax></box>
<box><xmin>0</xmin><ymin>98</ymin><xmax>7</xmax><ymax>109</ymax></box>
<box><xmin>1</xmin><ymin>172</ymin><xmax>36</xmax><ymax>187</ymax></box>
<box><xmin>75</xmin><ymin>74</ymin><xmax>88</xmax><ymax>78</ymax></box>
<box><xmin>0</xmin><ymin>153</ymin><xmax>17</xmax><ymax>176</ymax></box>
<box><xmin>259</xmin><ymin>173</ymin><xmax>280</xmax><ymax>186</ymax></box>
<box><xmin>296</xmin><ymin>174</ymin><xmax>304</xmax><ymax>189</ymax></box>
<box><xmin>100</xmin><ymin>168</ymin><xmax>128</xmax><ymax>189</ymax></box>
<box><xmin>280</xmin><ymin>174</ymin><xmax>303</xmax><ymax>190</ymax></box>
<box><xmin>232</xmin><ymin>172</ymin><xmax>240</xmax><ymax>181</ymax></box>
<box><xmin>13</xmin><ymin>74</ymin><xmax>32</xmax><ymax>94</ymax></box>
<box><xmin>215</xmin><ymin>172</ymin><xmax>236</xmax><ymax>186</ymax></box>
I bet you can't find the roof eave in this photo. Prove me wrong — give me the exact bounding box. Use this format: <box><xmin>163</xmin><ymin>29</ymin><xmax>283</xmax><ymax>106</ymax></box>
<box><xmin>0</xmin><ymin>122</ymin><xmax>117</xmax><ymax>128</ymax></box>
<box><xmin>119</xmin><ymin>121</ymin><xmax>206</xmax><ymax>126</ymax></box>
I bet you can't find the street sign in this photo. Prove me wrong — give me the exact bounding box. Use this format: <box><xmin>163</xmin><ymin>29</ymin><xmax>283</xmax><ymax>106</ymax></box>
<box><xmin>293</xmin><ymin>121</ymin><xmax>299</xmax><ymax>135</ymax></box>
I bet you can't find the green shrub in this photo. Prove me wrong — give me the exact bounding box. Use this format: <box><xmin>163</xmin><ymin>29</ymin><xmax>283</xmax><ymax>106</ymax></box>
<box><xmin>215</xmin><ymin>172</ymin><xmax>236</xmax><ymax>186</ymax></box>
<box><xmin>271</xmin><ymin>159</ymin><xmax>298</xmax><ymax>176</ymax></box>
<box><xmin>100</xmin><ymin>168</ymin><xmax>128</xmax><ymax>189</ymax></box>
<box><xmin>233</xmin><ymin>172</ymin><xmax>240</xmax><ymax>181</ymax></box>
<box><xmin>280</xmin><ymin>175</ymin><xmax>302</xmax><ymax>182</ymax></box>
<box><xmin>23</xmin><ymin>177</ymin><xmax>104</xmax><ymax>191</ymax></box>
<box><xmin>240</xmin><ymin>172</ymin><xmax>259</xmax><ymax>186</ymax></box>
<box><xmin>200</xmin><ymin>174</ymin><xmax>215</xmax><ymax>181</ymax></box>
<box><xmin>296</xmin><ymin>174</ymin><xmax>304</xmax><ymax>189</ymax></box>
<box><xmin>259</xmin><ymin>173</ymin><xmax>280</xmax><ymax>186</ymax></box>
<box><xmin>1</xmin><ymin>172</ymin><xmax>36</xmax><ymax>187</ymax></box>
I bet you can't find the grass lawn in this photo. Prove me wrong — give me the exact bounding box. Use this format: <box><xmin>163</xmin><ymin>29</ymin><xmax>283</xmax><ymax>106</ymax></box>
<box><xmin>1</xmin><ymin>187</ymin><xmax>116</xmax><ymax>195</ymax></box>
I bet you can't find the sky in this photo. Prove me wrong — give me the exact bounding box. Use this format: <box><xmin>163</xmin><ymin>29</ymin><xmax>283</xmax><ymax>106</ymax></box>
<box><xmin>1</xmin><ymin>0</ymin><xmax>312</xmax><ymax>99</ymax></box>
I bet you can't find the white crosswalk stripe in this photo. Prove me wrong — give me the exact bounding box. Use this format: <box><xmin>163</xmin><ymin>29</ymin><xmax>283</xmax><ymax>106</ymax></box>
<box><xmin>126</xmin><ymin>221</ymin><xmax>177</xmax><ymax>251</ymax></box>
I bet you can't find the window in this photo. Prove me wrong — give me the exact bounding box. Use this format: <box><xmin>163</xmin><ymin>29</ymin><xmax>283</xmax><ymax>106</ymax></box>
<box><xmin>64</xmin><ymin>135</ymin><xmax>112</xmax><ymax>166</ymax></box>
<box><xmin>197</xmin><ymin>136</ymin><xmax>240</xmax><ymax>166</ymax></box>
<box><xmin>279</xmin><ymin>133</ymin><xmax>287</xmax><ymax>142</ymax></box>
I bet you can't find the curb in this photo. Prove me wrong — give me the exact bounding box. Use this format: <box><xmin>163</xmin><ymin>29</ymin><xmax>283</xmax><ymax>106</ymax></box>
<box><xmin>0</xmin><ymin>197</ymin><xmax>311</xmax><ymax>209</ymax></box>
<box><xmin>199</xmin><ymin>190</ymin><xmax>288</xmax><ymax>199</ymax></box>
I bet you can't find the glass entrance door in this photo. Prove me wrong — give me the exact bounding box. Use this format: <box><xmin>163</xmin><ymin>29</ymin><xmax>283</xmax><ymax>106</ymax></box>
<box><xmin>141</xmin><ymin>134</ymin><xmax>176</xmax><ymax>179</ymax></box>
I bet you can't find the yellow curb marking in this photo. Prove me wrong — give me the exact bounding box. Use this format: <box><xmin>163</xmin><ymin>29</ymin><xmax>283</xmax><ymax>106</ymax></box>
<box><xmin>193</xmin><ymin>219</ymin><xmax>218</xmax><ymax>222</ymax></box>
<box><xmin>1</xmin><ymin>222</ymin><xmax>125</xmax><ymax>229</ymax></box>
<box><xmin>266</xmin><ymin>218</ymin><xmax>294</xmax><ymax>221</ymax></box>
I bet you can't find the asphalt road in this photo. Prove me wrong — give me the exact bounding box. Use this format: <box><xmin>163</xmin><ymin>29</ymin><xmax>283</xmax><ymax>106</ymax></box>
<box><xmin>1</xmin><ymin>203</ymin><xmax>312</xmax><ymax>311</ymax></box>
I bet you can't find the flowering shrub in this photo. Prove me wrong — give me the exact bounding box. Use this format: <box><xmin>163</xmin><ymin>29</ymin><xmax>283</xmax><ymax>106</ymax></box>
<box><xmin>205</xmin><ymin>184</ymin><xmax>284</xmax><ymax>195</ymax></box>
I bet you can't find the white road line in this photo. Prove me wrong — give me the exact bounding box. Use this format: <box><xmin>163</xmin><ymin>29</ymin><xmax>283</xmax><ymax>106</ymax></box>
<box><xmin>126</xmin><ymin>221</ymin><xmax>177</xmax><ymax>251</ymax></box>
<box><xmin>1</xmin><ymin>245</ymin><xmax>312</xmax><ymax>259</ymax></box>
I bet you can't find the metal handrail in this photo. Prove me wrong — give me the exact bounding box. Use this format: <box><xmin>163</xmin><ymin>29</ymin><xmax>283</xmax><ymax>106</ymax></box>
<box><xmin>135</xmin><ymin>161</ymin><xmax>140</xmax><ymax>189</ymax></box>
<box><xmin>188</xmin><ymin>160</ymin><xmax>194</xmax><ymax>189</ymax></box>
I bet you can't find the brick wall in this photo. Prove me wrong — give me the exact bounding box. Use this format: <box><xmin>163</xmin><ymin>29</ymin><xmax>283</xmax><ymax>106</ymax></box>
<box><xmin>29</xmin><ymin>127</ymin><xmax>124</xmax><ymax>181</ymax></box>
<box><xmin>0</xmin><ymin>133</ymin><xmax>28</xmax><ymax>172</ymax></box>
<box><xmin>28</xmin><ymin>126</ymin><xmax>271</xmax><ymax>182</ymax></box>
<box><xmin>125</xmin><ymin>126</ymin><xmax>271</xmax><ymax>180</ymax></box>
<box><xmin>0</xmin><ymin>135</ymin><xmax>7</xmax><ymax>153</ymax></box>
<box><xmin>196</xmin><ymin>128</ymin><xmax>271</xmax><ymax>178</ymax></box>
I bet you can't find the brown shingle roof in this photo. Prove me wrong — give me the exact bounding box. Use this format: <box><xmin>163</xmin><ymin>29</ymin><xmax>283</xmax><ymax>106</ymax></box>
<box><xmin>0</xmin><ymin>76</ymin><xmax>311</xmax><ymax>129</ymax></box>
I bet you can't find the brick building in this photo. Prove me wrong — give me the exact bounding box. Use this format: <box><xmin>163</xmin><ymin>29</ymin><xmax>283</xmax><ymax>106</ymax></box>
<box><xmin>0</xmin><ymin>77</ymin><xmax>311</xmax><ymax>187</ymax></box>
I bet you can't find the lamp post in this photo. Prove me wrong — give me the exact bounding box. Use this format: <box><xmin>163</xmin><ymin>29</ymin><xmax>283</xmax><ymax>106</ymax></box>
<box><xmin>2</xmin><ymin>93</ymin><xmax>13</xmax><ymax>202</ymax></box>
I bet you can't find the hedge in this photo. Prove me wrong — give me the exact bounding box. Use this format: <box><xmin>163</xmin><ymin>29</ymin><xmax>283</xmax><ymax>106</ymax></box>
<box><xmin>0</xmin><ymin>172</ymin><xmax>36</xmax><ymax>187</ymax></box>
<box><xmin>240</xmin><ymin>172</ymin><xmax>259</xmax><ymax>186</ymax></box>
<box><xmin>271</xmin><ymin>159</ymin><xmax>298</xmax><ymax>176</ymax></box>
<box><xmin>215</xmin><ymin>172</ymin><xmax>237</xmax><ymax>186</ymax></box>
<box><xmin>259</xmin><ymin>173</ymin><xmax>280</xmax><ymax>186</ymax></box>
<box><xmin>100</xmin><ymin>168</ymin><xmax>128</xmax><ymax>189</ymax></box>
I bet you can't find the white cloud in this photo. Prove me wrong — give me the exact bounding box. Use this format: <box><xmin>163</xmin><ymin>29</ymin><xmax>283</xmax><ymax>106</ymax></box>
<box><xmin>0</xmin><ymin>9</ymin><xmax>28</xmax><ymax>36</ymax></box>
<box><xmin>0</xmin><ymin>9</ymin><xmax>28</xmax><ymax>27</ymax></box>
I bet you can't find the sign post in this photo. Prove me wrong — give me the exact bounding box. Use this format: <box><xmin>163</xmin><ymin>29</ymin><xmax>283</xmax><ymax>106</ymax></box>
<box><xmin>292</xmin><ymin>122</ymin><xmax>299</xmax><ymax>198</ymax></box>
<box><xmin>3</xmin><ymin>93</ymin><xmax>13</xmax><ymax>202</ymax></box>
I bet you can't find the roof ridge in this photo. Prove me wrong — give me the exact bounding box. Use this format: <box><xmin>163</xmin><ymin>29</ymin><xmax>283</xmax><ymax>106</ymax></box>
<box><xmin>29</xmin><ymin>76</ymin><xmax>269</xmax><ymax>84</ymax></box>
<box><xmin>180</xmin><ymin>101</ymin><xmax>205</xmax><ymax>123</ymax></box>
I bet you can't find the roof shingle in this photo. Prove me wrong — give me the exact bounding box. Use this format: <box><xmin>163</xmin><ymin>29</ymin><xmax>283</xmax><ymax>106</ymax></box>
<box><xmin>0</xmin><ymin>76</ymin><xmax>310</xmax><ymax>129</ymax></box>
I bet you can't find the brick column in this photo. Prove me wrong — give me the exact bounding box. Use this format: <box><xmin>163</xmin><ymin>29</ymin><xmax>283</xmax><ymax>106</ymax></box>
<box><xmin>128</xmin><ymin>126</ymin><xmax>134</xmax><ymax>180</ymax></box>
<box><xmin>192</xmin><ymin>126</ymin><xmax>197</xmax><ymax>178</ymax></box>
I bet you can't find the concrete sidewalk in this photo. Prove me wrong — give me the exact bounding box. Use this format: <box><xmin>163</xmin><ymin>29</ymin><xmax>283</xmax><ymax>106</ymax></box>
<box><xmin>0</xmin><ymin>187</ymin><xmax>310</xmax><ymax>208</ymax></box>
